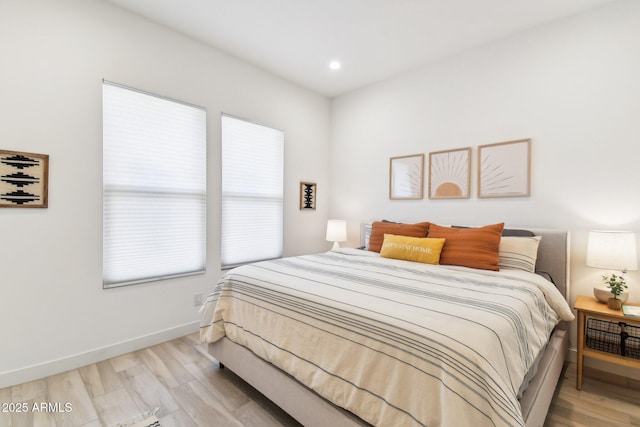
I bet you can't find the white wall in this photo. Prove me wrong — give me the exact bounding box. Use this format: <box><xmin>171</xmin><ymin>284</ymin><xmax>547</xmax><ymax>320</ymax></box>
<box><xmin>0</xmin><ymin>0</ymin><xmax>331</xmax><ymax>387</ymax></box>
<box><xmin>330</xmin><ymin>1</ymin><xmax>640</xmax><ymax>374</ymax></box>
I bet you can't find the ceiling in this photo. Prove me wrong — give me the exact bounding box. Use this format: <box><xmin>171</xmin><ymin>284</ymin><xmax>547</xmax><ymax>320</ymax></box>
<box><xmin>103</xmin><ymin>0</ymin><xmax>617</xmax><ymax>98</ymax></box>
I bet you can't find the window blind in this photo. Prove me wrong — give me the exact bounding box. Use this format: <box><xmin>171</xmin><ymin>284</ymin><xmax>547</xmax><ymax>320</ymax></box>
<box><xmin>103</xmin><ymin>81</ymin><xmax>206</xmax><ymax>288</ymax></box>
<box><xmin>221</xmin><ymin>114</ymin><xmax>283</xmax><ymax>267</ymax></box>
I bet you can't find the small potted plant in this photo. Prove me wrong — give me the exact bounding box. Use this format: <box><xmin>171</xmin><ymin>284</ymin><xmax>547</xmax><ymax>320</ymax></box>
<box><xmin>602</xmin><ymin>269</ymin><xmax>628</xmax><ymax>310</ymax></box>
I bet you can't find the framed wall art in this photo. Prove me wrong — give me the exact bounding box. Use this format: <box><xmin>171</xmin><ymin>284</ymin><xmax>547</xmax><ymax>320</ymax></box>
<box><xmin>389</xmin><ymin>154</ymin><xmax>424</xmax><ymax>200</ymax></box>
<box><xmin>428</xmin><ymin>147</ymin><xmax>471</xmax><ymax>199</ymax></box>
<box><xmin>300</xmin><ymin>181</ymin><xmax>317</xmax><ymax>209</ymax></box>
<box><xmin>0</xmin><ymin>149</ymin><xmax>49</xmax><ymax>208</ymax></box>
<box><xmin>478</xmin><ymin>139</ymin><xmax>531</xmax><ymax>198</ymax></box>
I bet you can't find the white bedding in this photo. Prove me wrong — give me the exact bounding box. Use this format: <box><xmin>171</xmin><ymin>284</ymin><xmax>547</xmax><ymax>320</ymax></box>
<box><xmin>200</xmin><ymin>248</ymin><xmax>574</xmax><ymax>427</ymax></box>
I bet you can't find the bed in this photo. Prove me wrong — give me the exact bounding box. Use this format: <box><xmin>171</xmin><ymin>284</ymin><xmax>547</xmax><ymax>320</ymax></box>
<box><xmin>200</xmin><ymin>224</ymin><xmax>573</xmax><ymax>427</ymax></box>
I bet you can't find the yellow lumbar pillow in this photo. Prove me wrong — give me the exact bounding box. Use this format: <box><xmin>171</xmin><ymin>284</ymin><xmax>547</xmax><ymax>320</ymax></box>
<box><xmin>379</xmin><ymin>234</ymin><xmax>446</xmax><ymax>264</ymax></box>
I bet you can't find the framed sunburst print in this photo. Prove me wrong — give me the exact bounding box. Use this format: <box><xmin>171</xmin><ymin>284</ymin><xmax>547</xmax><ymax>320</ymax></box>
<box><xmin>428</xmin><ymin>147</ymin><xmax>471</xmax><ymax>199</ymax></box>
<box><xmin>389</xmin><ymin>154</ymin><xmax>424</xmax><ymax>200</ymax></box>
<box><xmin>0</xmin><ymin>149</ymin><xmax>49</xmax><ymax>208</ymax></box>
<box><xmin>478</xmin><ymin>139</ymin><xmax>531</xmax><ymax>198</ymax></box>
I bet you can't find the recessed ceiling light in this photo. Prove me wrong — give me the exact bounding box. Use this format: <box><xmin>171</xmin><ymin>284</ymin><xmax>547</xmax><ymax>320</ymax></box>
<box><xmin>329</xmin><ymin>61</ymin><xmax>341</xmax><ymax>70</ymax></box>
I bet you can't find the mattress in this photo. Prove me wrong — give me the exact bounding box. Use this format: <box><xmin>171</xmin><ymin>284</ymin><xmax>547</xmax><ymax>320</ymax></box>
<box><xmin>200</xmin><ymin>248</ymin><xmax>574</xmax><ymax>427</ymax></box>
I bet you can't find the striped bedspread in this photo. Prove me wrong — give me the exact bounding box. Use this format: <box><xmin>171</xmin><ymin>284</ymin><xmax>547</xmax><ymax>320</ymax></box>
<box><xmin>200</xmin><ymin>249</ymin><xmax>574</xmax><ymax>427</ymax></box>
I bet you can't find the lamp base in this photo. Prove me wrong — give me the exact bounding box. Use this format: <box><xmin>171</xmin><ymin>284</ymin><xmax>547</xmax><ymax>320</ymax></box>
<box><xmin>331</xmin><ymin>241</ymin><xmax>340</xmax><ymax>250</ymax></box>
<box><xmin>593</xmin><ymin>286</ymin><xmax>629</xmax><ymax>303</ymax></box>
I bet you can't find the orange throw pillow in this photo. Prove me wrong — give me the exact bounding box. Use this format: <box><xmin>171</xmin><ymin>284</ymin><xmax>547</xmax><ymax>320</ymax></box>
<box><xmin>368</xmin><ymin>221</ymin><xmax>430</xmax><ymax>253</ymax></box>
<box><xmin>427</xmin><ymin>223</ymin><xmax>504</xmax><ymax>271</ymax></box>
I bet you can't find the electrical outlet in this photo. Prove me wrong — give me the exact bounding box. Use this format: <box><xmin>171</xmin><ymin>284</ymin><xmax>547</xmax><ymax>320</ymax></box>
<box><xmin>193</xmin><ymin>293</ymin><xmax>203</xmax><ymax>307</ymax></box>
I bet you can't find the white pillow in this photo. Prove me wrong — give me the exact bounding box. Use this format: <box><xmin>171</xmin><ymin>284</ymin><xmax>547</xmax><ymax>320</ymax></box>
<box><xmin>498</xmin><ymin>236</ymin><xmax>542</xmax><ymax>273</ymax></box>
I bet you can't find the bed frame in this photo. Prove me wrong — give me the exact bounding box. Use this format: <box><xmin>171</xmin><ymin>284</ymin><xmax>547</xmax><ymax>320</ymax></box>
<box><xmin>208</xmin><ymin>228</ymin><xmax>570</xmax><ymax>427</ymax></box>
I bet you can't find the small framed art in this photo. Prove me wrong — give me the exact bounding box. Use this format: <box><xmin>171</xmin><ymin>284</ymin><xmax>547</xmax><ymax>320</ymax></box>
<box><xmin>300</xmin><ymin>181</ymin><xmax>317</xmax><ymax>209</ymax></box>
<box><xmin>428</xmin><ymin>147</ymin><xmax>471</xmax><ymax>199</ymax></box>
<box><xmin>389</xmin><ymin>154</ymin><xmax>424</xmax><ymax>200</ymax></box>
<box><xmin>0</xmin><ymin>149</ymin><xmax>49</xmax><ymax>208</ymax></box>
<box><xmin>478</xmin><ymin>139</ymin><xmax>531</xmax><ymax>198</ymax></box>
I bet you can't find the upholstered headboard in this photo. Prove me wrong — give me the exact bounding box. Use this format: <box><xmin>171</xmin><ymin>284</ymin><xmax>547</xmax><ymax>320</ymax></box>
<box><xmin>527</xmin><ymin>228</ymin><xmax>570</xmax><ymax>300</ymax></box>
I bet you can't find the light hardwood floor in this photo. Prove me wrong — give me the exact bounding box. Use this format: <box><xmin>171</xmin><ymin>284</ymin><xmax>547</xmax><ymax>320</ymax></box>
<box><xmin>1</xmin><ymin>333</ymin><xmax>639</xmax><ymax>427</ymax></box>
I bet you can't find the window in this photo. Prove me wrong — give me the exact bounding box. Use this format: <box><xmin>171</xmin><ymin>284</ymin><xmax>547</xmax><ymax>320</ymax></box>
<box><xmin>103</xmin><ymin>81</ymin><xmax>206</xmax><ymax>288</ymax></box>
<box><xmin>221</xmin><ymin>114</ymin><xmax>283</xmax><ymax>268</ymax></box>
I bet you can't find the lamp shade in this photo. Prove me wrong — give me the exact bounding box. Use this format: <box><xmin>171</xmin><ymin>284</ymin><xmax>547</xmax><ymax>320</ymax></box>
<box><xmin>326</xmin><ymin>220</ymin><xmax>347</xmax><ymax>249</ymax></box>
<box><xmin>587</xmin><ymin>230</ymin><xmax>638</xmax><ymax>271</ymax></box>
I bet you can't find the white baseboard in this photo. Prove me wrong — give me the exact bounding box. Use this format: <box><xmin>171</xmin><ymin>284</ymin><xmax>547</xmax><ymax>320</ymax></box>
<box><xmin>0</xmin><ymin>321</ymin><xmax>199</xmax><ymax>389</ymax></box>
<box><xmin>566</xmin><ymin>347</ymin><xmax>640</xmax><ymax>381</ymax></box>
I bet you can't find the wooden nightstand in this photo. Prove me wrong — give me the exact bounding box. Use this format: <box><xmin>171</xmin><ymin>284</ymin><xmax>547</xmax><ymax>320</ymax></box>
<box><xmin>574</xmin><ymin>295</ymin><xmax>640</xmax><ymax>389</ymax></box>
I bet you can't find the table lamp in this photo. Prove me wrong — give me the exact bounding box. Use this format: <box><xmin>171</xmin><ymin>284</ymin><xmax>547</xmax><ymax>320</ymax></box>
<box><xmin>326</xmin><ymin>220</ymin><xmax>347</xmax><ymax>250</ymax></box>
<box><xmin>587</xmin><ymin>230</ymin><xmax>638</xmax><ymax>303</ymax></box>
